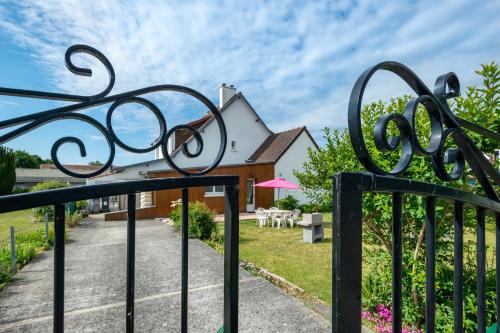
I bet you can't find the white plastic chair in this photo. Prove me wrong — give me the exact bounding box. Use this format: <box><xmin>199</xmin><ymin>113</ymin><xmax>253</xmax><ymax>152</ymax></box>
<box><xmin>287</xmin><ymin>209</ymin><xmax>301</xmax><ymax>228</ymax></box>
<box><xmin>275</xmin><ymin>214</ymin><xmax>287</xmax><ymax>229</ymax></box>
<box><xmin>267</xmin><ymin>207</ymin><xmax>279</xmax><ymax>227</ymax></box>
<box><xmin>256</xmin><ymin>208</ymin><xmax>267</xmax><ymax>228</ymax></box>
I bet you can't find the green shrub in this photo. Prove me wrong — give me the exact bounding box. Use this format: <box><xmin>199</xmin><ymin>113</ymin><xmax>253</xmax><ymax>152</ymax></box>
<box><xmin>298</xmin><ymin>201</ymin><xmax>331</xmax><ymax>213</ymax></box>
<box><xmin>76</xmin><ymin>200</ymin><xmax>88</xmax><ymax>211</ymax></box>
<box><xmin>274</xmin><ymin>195</ymin><xmax>299</xmax><ymax>210</ymax></box>
<box><xmin>0</xmin><ymin>227</ymin><xmax>55</xmax><ymax>288</ymax></box>
<box><xmin>66</xmin><ymin>212</ymin><xmax>83</xmax><ymax>227</ymax></box>
<box><xmin>0</xmin><ymin>146</ymin><xmax>15</xmax><ymax>196</ymax></box>
<box><xmin>362</xmin><ymin>242</ymin><xmax>496</xmax><ymax>332</ymax></box>
<box><xmin>170</xmin><ymin>201</ymin><xmax>217</xmax><ymax>240</ymax></box>
<box><xmin>11</xmin><ymin>187</ymin><xmax>29</xmax><ymax>194</ymax></box>
<box><xmin>30</xmin><ymin>181</ymin><xmax>70</xmax><ymax>221</ymax></box>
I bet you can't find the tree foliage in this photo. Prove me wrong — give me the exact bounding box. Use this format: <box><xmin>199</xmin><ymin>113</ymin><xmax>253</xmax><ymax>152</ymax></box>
<box><xmin>0</xmin><ymin>146</ymin><xmax>16</xmax><ymax>195</ymax></box>
<box><xmin>294</xmin><ymin>62</ymin><xmax>499</xmax><ymax>330</ymax></box>
<box><xmin>295</xmin><ymin>62</ymin><xmax>499</xmax><ymax>247</ymax></box>
<box><xmin>14</xmin><ymin>150</ymin><xmax>52</xmax><ymax>169</ymax></box>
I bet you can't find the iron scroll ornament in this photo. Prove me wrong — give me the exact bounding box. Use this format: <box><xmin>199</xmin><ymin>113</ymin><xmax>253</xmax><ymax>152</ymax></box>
<box><xmin>348</xmin><ymin>61</ymin><xmax>500</xmax><ymax>201</ymax></box>
<box><xmin>0</xmin><ymin>44</ymin><xmax>227</xmax><ymax>178</ymax></box>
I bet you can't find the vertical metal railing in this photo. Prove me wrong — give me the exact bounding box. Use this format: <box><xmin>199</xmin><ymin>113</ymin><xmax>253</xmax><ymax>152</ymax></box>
<box><xmin>181</xmin><ymin>188</ymin><xmax>189</xmax><ymax>333</ymax></box>
<box><xmin>126</xmin><ymin>194</ymin><xmax>136</xmax><ymax>333</ymax></box>
<box><xmin>392</xmin><ymin>192</ymin><xmax>403</xmax><ymax>333</ymax></box>
<box><xmin>332</xmin><ymin>173</ymin><xmax>363</xmax><ymax>333</ymax></box>
<box><xmin>224</xmin><ymin>184</ymin><xmax>239</xmax><ymax>333</ymax></box>
<box><xmin>332</xmin><ymin>173</ymin><xmax>500</xmax><ymax>333</ymax></box>
<box><xmin>0</xmin><ymin>176</ymin><xmax>240</xmax><ymax>333</ymax></box>
<box><xmin>54</xmin><ymin>203</ymin><xmax>65</xmax><ymax>333</ymax></box>
<box><xmin>496</xmin><ymin>213</ymin><xmax>500</xmax><ymax>331</ymax></box>
<box><xmin>425</xmin><ymin>196</ymin><xmax>436</xmax><ymax>333</ymax></box>
<box><xmin>476</xmin><ymin>207</ymin><xmax>486</xmax><ymax>332</ymax></box>
<box><xmin>453</xmin><ymin>202</ymin><xmax>464</xmax><ymax>333</ymax></box>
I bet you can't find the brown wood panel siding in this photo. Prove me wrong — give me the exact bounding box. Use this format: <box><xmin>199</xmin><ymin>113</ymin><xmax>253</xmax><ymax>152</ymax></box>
<box><xmin>105</xmin><ymin>163</ymin><xmax>275</xmax><ymax>220</ymax></box>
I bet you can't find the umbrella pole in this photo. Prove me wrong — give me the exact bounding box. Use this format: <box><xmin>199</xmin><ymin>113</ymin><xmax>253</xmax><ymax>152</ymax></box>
<box><xmin>277</xmin><ymin>188</ymin><xmax>280</xmax><ymax>208</ymax></box>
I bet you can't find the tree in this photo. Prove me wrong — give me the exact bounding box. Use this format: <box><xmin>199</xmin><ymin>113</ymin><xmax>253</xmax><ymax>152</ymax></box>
<box><xmin>89</xmin><ymin>160</ymin><xmax>103</xmax><ymax>166</ymax></box>
<box><xmin>0</xmin><ymin>146</ymin><xmax>16</xmax><ymax>195</ymax></box>
<box><xmin>14</xmin><ymin>150</ymin><xmax>52</xmax><ymax>168</ymax></box>
<box><xmin>294</xmin><ymin>62</ymin><xmax>499</xmax><ymax>330</ymax></box>
<box><xmin>295</xmin><ymin>62</ymin><xmax>499</xmax><ymax>250</ymax></box>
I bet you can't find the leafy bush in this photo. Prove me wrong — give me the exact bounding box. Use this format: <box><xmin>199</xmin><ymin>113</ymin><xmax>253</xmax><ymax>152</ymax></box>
<box><xmin>30</xmin><ymin>181</ymin><xmax>70</xmax><ymax>221</ymax></box>
<box><xmin>274</xmin><ymin>195</ymin><xmax>299</xmax><ymax>210</ymax></box>
<box><xmin>0</xmin><ymin>227</ymin><xmax>55</xmax><ymax>288</ymax></box>
<box><xmin>363</xmin><ymin>241</ymin><xmax>497</xmax><ymax>332</ymax></box>
<box><xmin>170</xmin><ymin>201</ymin><xmax>217</xmax><ymax>240</ymax></box>
<box><xmin>298</xmin><ymin>201</ymin><xmax>331</xmax><ymax>213</ymax></box>
<box><xmin>76</xmin><ymin>200</ymin><xmax>88</xmax><ymax>211</ymax></box>
<box><xmin>11</xmin><ymin>187</ymin><xmax>29</xmax><ymax>194</ymax></box>
<box><xmin>66</xmin><ymin>212</ymin><xmax>83</xmax><ymax>227</ymax></box>
<box><xmin>0</xmin><ymin>146</ymin><xmax>15</xmax><ymax>196</ymax></box>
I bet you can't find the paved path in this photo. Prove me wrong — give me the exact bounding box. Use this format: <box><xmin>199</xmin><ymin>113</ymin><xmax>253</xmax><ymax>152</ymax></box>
<box><xmin>0</xmin><ymin>218</ymin><xmax>330</xmax><ymax>332</ymax></box>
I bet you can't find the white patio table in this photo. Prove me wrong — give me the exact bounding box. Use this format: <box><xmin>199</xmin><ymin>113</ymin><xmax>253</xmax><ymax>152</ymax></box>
<box><xmin>264</xmin><ymin>209</ymin><xmax>292</xmax><ymax>228</ymax></box>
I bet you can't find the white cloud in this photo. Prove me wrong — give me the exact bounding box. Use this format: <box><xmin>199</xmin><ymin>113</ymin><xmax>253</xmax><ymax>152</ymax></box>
<box><xmin>0</xmin><ymin>0</ymin><xmax>498</xmax><ymax>157</ymax></box>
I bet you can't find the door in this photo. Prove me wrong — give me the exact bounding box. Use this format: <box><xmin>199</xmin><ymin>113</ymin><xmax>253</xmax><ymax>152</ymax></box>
<box><xmin>246</xmin><ymin>179</ymin><xmax>255</xmax><ymax>212</ymax></box>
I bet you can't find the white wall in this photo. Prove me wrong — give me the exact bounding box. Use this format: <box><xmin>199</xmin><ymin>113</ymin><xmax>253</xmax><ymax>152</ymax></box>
<box><xmin>274</xmin><ymin>130</ymin><xmax>316</xmax><ymax>204</ymax></box>
<box><xmin>171</xmin><ymin>96</ymin><xmax>271</xmax><ymax>168</ymax></box>
<box><xmin>88</xmin><ymin>94</ymin><xmax>272</xmax><ymax>184</ymax></box>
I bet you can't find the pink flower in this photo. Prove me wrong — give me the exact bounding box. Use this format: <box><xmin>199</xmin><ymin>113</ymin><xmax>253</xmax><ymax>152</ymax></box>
<box><xmin>362</xmin><ymin>311</ymin><xmax>372</xmax><ymax>319</ymax></box>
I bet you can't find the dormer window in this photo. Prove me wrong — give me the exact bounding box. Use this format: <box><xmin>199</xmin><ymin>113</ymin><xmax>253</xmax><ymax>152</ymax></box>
<box><xmin>231</xmin><ymin>141</ymin><xmax>237</xmax><ymax>151</ymax></box>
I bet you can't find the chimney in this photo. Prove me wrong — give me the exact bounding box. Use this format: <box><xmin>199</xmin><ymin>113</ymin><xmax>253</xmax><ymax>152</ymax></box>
<box><xmin>219</xmin><ymin>83</ymin><xmax>236</xmax><ymax>108</ymax></box>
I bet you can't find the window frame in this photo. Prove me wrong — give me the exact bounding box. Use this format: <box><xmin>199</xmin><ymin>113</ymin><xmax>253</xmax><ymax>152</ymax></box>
<box><xmin>204</xmin><ymin>185</ymin><xmax>225</xmax><ymax>197</ymax></box>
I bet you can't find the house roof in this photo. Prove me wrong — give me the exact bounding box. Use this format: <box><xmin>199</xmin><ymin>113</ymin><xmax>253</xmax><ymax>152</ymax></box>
<box><xmin>169</xmin><ymin>92</ymin><xmax>273</xmax><ymax>158</ymax></box>
<box><xmin>107</xmin><ymin>91</ymin><xmax>275</xmax><ymax>174</ymax></box>
<box><xmin>246</xmin><ymin>126</ymin><xmax>319</xmax><ymax>163</ymax></box>
<box><xmin>173</xmin><ymin>112</ymin><xmax>212</xmax><ymax>150</ymax></box>
<box><xmin>15</xmin><ymin>168</ymin><xmax>86</xmax><ymax>184</ymax></box>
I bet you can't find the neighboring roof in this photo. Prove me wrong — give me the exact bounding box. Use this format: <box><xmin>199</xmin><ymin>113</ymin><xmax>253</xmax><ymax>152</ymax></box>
<box><xmin>39</xmin><ymin>163</ymin><xmax>102</xmax><ymax>171</ymax></box>
<box><xmin>15</xmin><ymin>168</ymin><xmax>86</xmax><ymax>184</ymax></box>
<box><xmin>246</xmin><ymin>126</ymin><xmax>319</xmax><ymax>163</ymax></box>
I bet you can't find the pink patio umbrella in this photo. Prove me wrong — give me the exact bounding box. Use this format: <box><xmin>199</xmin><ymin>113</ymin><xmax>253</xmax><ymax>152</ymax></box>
<box><xmin>253</xmin><ymin>177</ymin><xmax>299</xmax><ymax>208</ymax></box>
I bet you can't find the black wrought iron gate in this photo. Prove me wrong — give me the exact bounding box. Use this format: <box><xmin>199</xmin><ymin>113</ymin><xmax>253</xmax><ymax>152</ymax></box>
<box><xmin>0</xmin><ymin>45</ymin><xmax>239</xmax><ymax>333</ymax></box>
<box><xmin>333</xmin><ymin>62</ymin><xmax>500</xmax><ymax>332</ymax></box>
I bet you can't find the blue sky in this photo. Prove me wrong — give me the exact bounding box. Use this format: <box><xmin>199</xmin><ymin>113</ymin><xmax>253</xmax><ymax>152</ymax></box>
<box><xmin>0</xmin><ymin>0</ymin><xmax>498</xmax><ymax>166</ymax></box>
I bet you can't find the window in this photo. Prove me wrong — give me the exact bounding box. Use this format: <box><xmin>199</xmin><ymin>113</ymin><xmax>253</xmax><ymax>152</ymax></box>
<box><xmin>231</xmin><ymin>140</ymin><xmax>237</xmax><ymax>151</ymax></box>
<box><xmin>205</xmin><ymin>185</ymin><xmax>224</xmax><ymax>197</ymax></box>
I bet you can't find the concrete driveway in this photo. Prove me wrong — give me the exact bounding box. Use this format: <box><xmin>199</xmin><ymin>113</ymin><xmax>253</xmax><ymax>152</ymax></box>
<box><xmin>0</xmin><ymin>218</ymin><xmax>330</xmax><ymax>332</ymax></box>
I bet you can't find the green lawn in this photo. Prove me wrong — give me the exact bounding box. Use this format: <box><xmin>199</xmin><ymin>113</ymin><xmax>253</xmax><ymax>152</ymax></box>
<box><xmin>0</xmin><ymin>209</ymin><xmax>40</xmax><ymax>244</ymax></box>
<box><xmin>238</xmin><ymin>216</ymin><xmax>333</xmax><ymax>303</ymax></box>
<box><xmin>212</xmin><ymin>213</ymin><xmax>497</xmax><ymax>305</ymax></box>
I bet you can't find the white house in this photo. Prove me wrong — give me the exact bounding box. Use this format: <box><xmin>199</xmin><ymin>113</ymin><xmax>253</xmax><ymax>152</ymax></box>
<box><xmin>91</xmin><ymin>84</ymin><xmax>318</xmax><ymax>219</ymax></box>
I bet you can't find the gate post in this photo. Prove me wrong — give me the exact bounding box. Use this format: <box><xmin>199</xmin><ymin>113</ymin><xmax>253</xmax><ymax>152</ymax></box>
<box><xmin>224</xmin><ymin>183</ymin><xmax>239</xmax><ymax>333</ymax></box>
<box><xmin>332</xmin><ymin>173</ymin><xmax>363</xmax><ymax>333</ymax></box>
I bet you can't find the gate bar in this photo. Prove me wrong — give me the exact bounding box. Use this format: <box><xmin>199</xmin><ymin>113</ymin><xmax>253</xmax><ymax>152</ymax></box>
<box><xmin>126</xmin><ymin>194</ymin><xmax>136</xmax><ymax>333</ymax></box>
<box><xmin>224</xmin><ymin>184</ymin><xmax>239</xmax><ymax>333</ymax></box>
<box><xmin>54</xmin><ymin>203</ymin><xmax>65</xmax><ymax>333</ymax></box>
<box><xmin>453</xmin><ymin>202</ymin><xmax>464</xmax><ymax>333</ymax></box>
<box><xmin>425</xmin><ymin>196</ymin><xmax>436</xmax><ymax>333</ymax></box>
<box><xmin>476</xmin><ymin>208</ymin><xmax>486</xmax><ymax>332</ymax></box>
<box><xmin>181</xmin><ymin>188</ymin><xmax>189</xmax><ymax>333</ymax></box>
<box><xmin>496</xmin><ymin>213</ymin><xmax>500</xmax><ymax>331</ymax></box>
<box><xmin>392</xmin><ymin>192</ymin><xmax>403</xmax><ymax>333</ymax></box>
<box><xmin>333</xmin><ymin>173</ymin><xmax>363</xmax><ymax>333</ymax></box>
